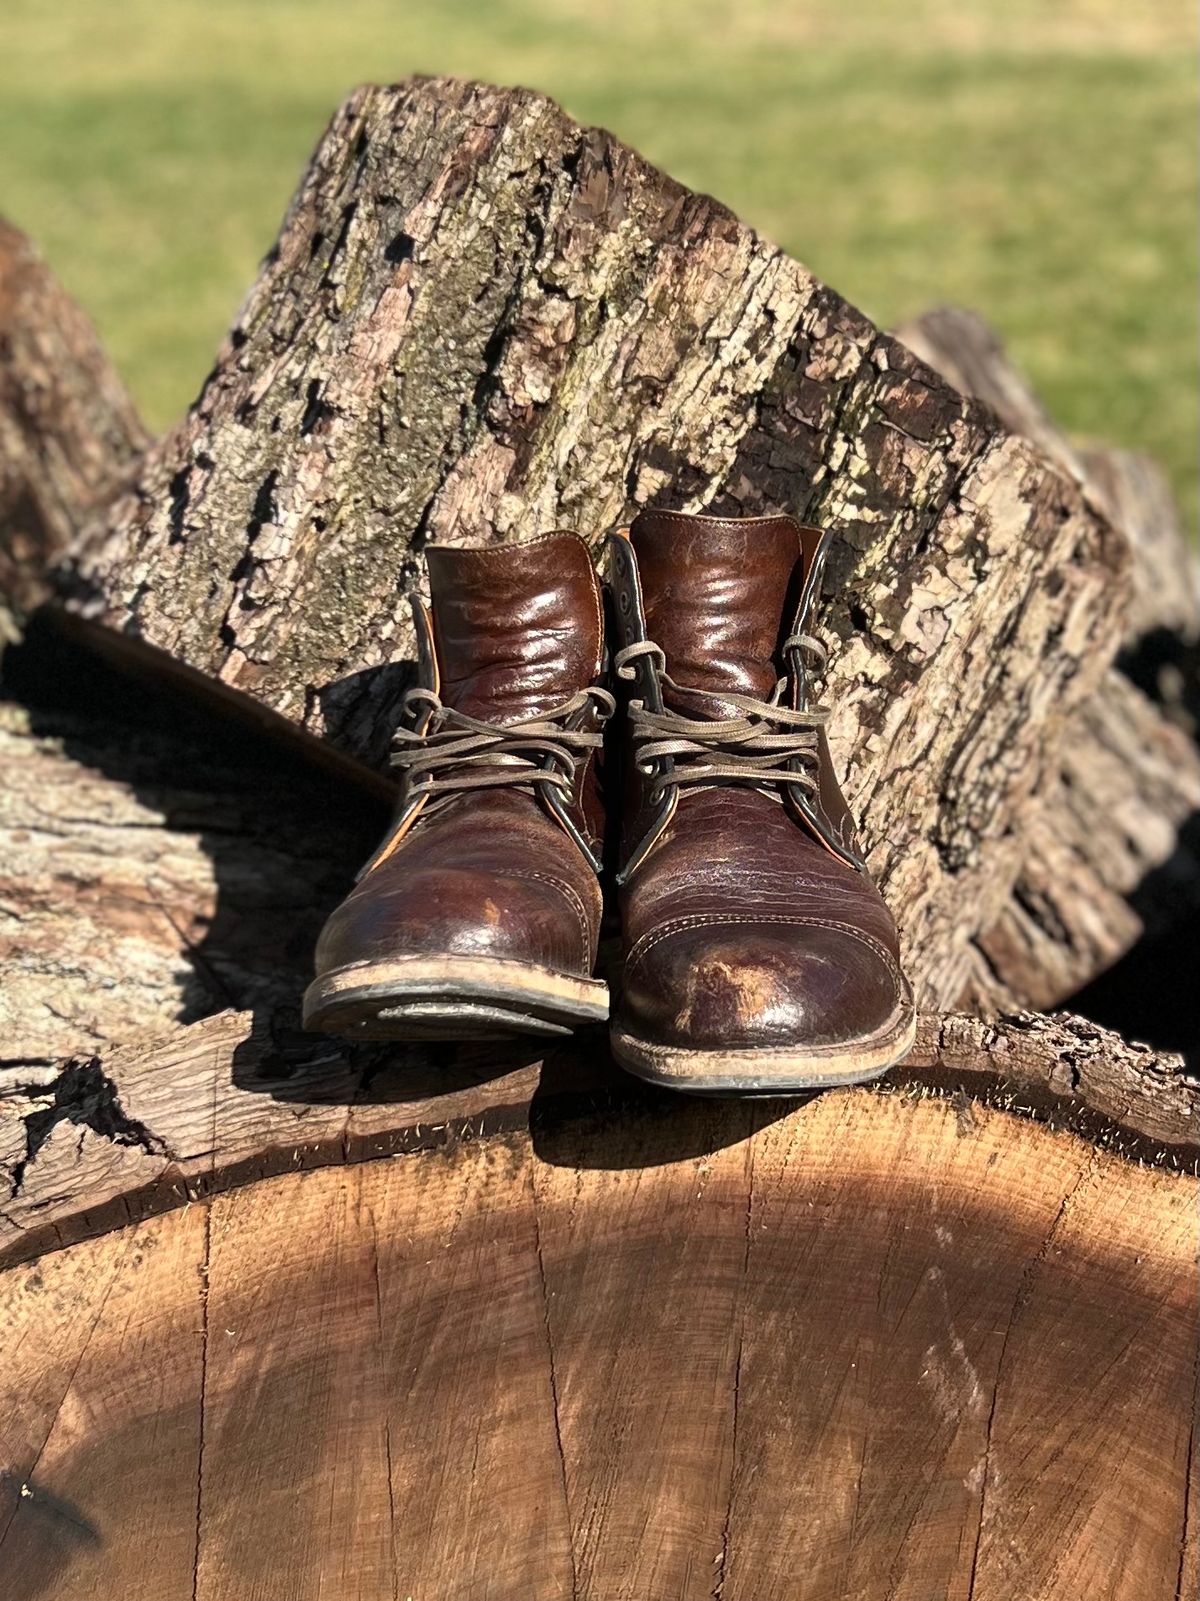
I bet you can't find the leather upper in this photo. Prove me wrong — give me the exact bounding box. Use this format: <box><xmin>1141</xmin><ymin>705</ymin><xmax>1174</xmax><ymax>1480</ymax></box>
<box><xmin>629</xmin><ymin>510</ymin><xmax>803</xmax><ymax>715</ymax></box>
<box><xmin>426</xmin><ymin>535</ymin><xmax>604</xmax><ymax>721</ymax></box>
<box><xmin>610</xmin><ymin>509</ymin><xmax>911</xmax><ymax>1053</ymax></box>
<box><xmin>314</xmin><ymin>791</ymin><xmax>603</xmax><ymax>977</ymax></box>
<box><xmin>314</xmin><ymin>532</ymin><xmax>607</xmax><ymax>984</ymax></box>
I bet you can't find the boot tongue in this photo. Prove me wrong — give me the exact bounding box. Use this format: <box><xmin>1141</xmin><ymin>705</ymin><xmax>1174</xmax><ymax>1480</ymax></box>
<box><xmin>425</xmin><ymin>532</ymin><xmax>602</xmax><ymax>722</ymax></box>
<box><xmin>629</xmin><ymin>511</ymin><xmax>803</xmax><ymax>716</ymax></box>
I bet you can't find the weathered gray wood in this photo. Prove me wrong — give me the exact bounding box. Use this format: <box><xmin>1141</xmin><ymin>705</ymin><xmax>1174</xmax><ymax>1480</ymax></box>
<box><xmin>0</xmin><ymin>218</ymin><xmax>147</xmax><ymax>634</ymax></box>
<box><xmin>58</xmin><ymin>76</ymin><xmax>1127</xmax><ymax>1010</ymax></box>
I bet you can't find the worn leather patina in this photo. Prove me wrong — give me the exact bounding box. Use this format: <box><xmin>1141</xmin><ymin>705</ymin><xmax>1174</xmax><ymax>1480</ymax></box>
<box><xmin>607</xmin><ymin>509</ymin><xmax>914</xmax><ymax>1087</ymax></box>
<box><xmin>305</xmin><ymin>532</ymin><xmax>612</xmax><ymax>1039</ymax></box>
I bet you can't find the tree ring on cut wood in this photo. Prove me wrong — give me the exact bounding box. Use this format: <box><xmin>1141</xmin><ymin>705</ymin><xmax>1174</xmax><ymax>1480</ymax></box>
<box><xmin>2</xmin><ymin>1005</ymin><xmax>1197</xmax><ymax>1275</ymax></box>
<box><xmin>0</xmin><ymin>1087</ymin><xmax>1194</xmax><ymax>1600</ymax></box>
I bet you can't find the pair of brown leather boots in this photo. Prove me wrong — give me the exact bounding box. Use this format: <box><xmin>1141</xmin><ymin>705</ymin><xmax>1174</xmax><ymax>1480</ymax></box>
<box><xmin>303</xmin><ymin>510</ymin><xmax>915</xmax><ymax>1094</ymax></box>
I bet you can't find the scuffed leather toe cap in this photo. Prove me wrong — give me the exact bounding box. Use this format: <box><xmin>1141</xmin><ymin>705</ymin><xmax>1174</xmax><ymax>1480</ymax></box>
<box><xmin>314</xmin><ymin>861</ymin><xmax>597</xmax><ymax>981</ymax></box>
<box><xmin>618</xmin><ymin>919</ymin><xmax>906</xmax><ymax>1052</ymax></box>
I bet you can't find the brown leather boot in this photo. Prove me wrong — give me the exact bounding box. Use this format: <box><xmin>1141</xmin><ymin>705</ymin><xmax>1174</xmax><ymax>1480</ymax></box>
<box><xmin>304</xmin><ymin>532</ymin><xmax>613</xmax><ymax>1041</ymax></box>
<box><xmin>607</xmin><ymin>510</ymin><xmax>915</xmax><ymax>1092</ymax></box>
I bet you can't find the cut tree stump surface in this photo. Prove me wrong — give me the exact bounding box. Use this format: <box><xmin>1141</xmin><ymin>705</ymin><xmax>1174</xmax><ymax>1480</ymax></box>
<box><xmin>2</xmin><ymin>1006</ymin><xmax>1197</xmax><ymax>1271</ymax></box>
<box><xmin>0</xmin><ymin>1088</ymin><xmax>1195</xmax><ymax>1601</ymax></box>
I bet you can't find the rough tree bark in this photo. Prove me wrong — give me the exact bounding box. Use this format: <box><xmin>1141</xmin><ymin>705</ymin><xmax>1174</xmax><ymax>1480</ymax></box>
<box><xmin>0</xmin><ymin>218</ymin><xmax>147</xmax><ymax>634</ymax></box>
<box><xmin>0</xmin><ymin>621</ymin><xmax>381</xmax><ymax>1068</ymax></box>
<box><xmin>964</xmin><ymin>671</ymin><xmax>1200</xmax><ymax>1013</ymax></box>
<box><xmin>899</xmin><ymin>307</ymin><xmax>1200</xmax><ymax>670</ymax></box>
<box><xmin>899</xmin><ymin>309</ymin><xmax>1200</xmax><ymax>1012</ymax></box>
<box><xmin>56</xmin><ymin>77</ymin><xmax>1127</xmax><ymax>1010</ymax></box>
<box><xmin>899</xmin><ymin>306</ymin><xmax>1200</xmax><ymax>698</ymax></box>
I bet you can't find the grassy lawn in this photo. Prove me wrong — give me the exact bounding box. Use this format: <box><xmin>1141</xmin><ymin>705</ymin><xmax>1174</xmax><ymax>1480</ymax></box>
<box><xmin>1</xmin><ymin>0</ymin><xmax>1195</xmax><ymax>531</ymax></box>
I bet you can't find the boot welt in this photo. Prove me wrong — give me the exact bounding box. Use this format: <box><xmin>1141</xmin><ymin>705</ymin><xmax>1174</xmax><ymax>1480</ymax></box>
<box><xmin>610</xmin><ymin>1005</ymin><xmax>917</xmax><ymax>1095</ymax></box>
<box><xmin>303</xmin><ymin>954</ymin><xmax>609</xmax><ymax>1042</ymax></box>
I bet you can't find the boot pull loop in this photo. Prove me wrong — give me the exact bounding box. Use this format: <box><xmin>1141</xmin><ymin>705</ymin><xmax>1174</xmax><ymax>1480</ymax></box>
<box><xmin>407</xmin><ymin>593</ymin><xmax>441</xmax><ymax>697</ymax></box>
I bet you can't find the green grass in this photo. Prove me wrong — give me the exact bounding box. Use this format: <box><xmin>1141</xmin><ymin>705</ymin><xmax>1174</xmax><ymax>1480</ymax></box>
<box><xmin>1</xmin><ymin>0</ymin><xmax>1195</xmax><ymax>531</ymax></box>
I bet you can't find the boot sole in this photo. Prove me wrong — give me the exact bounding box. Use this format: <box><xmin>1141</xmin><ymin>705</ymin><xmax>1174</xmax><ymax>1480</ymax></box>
<box><xmin>610</xmin><ymin>1005</ymin><xmax>917</xmax><ymax>1095</ymax></box>
<box><xmin>303</xmin><ymin>955</ymin><xmax>609</xmax><ymax>1042</ymax></box>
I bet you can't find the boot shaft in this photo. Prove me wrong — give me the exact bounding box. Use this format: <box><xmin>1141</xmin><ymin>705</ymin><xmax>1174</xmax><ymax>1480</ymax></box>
<box><xmin>363</xmin><ymin>530</ymin><xmax>611</xmax><ymax>882</ymax></box>
<box><xmin>620</xmin><ymin>510</ymin><xmax>814</xmax><ymax>716</ymax></box>
<box><xmin>422</xmin><ymin>532</ymin><xmax>605</xmax><ymax>719</ymax></box>
<box><xmin>608</xmin><ymin>508</ymin><xmax>859</xmax><ymax>875</ymax></box>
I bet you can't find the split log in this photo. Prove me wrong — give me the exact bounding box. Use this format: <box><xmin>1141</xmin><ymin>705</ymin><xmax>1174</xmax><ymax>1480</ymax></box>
<box><xmin>1</xmin><ymin>1064</ymin><xmax>1195</xmax><ymax>1600</ymax></box>
<box><xmin>0</xmin><ymin>617</ymin><xmax>381</xmax><ymax>1067</ymax></box>
<box><xmin>55</xmin><ymin>76</ymin><xmax>1128</xmax><ymax>1010</ymax></box>
<box><xmin>0</xmin><ymin>219</ymin><xmax>147</xmax><ymax>634</ymax></box>
<box><xmin>963</xmin><ymin>670</ymin><xmax>1200</xmax><ymax>1014</ymax></box>
<box><xmin>2</xmin><ymin>1002</ymin><xmax>1196</xmax><ymax>1271</ymax></box>
<box><xmin>899</xmin><ymin>308</ymin><xmax>1200</xmax><ymax>1016</ymax></box>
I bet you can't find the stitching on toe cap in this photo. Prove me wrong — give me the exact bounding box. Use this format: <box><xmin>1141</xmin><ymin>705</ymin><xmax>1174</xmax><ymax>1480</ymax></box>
<box><xmin>623</xmin><ymin>912</ymin><xmax>903</xmax><ymax>1001</ymax></box>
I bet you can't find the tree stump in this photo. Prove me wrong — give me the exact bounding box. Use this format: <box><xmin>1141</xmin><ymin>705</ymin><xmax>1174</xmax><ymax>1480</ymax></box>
<box><xmin>0</xmin><ymin>1059</ymin><xmax>1196</xmax><ymax>1601</ymax></box>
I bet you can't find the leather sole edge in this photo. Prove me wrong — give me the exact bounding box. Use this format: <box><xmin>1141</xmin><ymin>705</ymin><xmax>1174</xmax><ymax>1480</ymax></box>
<box><xmin>303</xmin><ymin>955</ymin><xmax>609</xmax><ymax>1041</ymax></box>
<box><xmin>609</xmin><ymin>1007</ymin><xmax>918</xmax><ymax>1095</ymax></box>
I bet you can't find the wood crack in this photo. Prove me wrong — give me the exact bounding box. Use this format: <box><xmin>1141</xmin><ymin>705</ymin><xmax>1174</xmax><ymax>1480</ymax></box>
<box><xmin>1174</xmin><ymin>1297</ymin><xmax>1200</xmax><ymax>1600</ymax></box>
<box><xmin>366</xmin><ymin>1204</ymin><xmax>401</xmax><ymax>1601</ymax></box>
<box><xmin>0</xmin><ymin>1228</ymin><xmax>133</xmax><ymax>1553</ymax></box>
<box><xmin>530</xmin><ymin>1173</ymin><xmax>577</xmax><ymax>1601</ymax></box>
<box><xmin>964</xmin><ymin>1152</ymin><xmax>1099</xmax><ymax>1600</ymax></box>
<box><xmin>712</xmin><ymin>1125</ymin><xmax>755</xmax><ymax>1601</ymax></box>
<box><xmin>191</xmin><ymin>1203</ymin><xmax>211</xmax><ymax>1601</ymax></box>
<box><xmin>8</xmin><ymin>1055</ymin><xmax>173</xmax><ymax>1202</ymax></box>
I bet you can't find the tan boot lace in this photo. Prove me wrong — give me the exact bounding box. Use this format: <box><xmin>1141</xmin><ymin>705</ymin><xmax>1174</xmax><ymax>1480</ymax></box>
<box><xmin>391</xmin><ymin>685</ymin><xmax>616</xmax><ymax>812</ymax></box>
<box><xmin>614</xmin><ymin>635</ymin><xmax>829</xmax><ymax>803</ymax></box>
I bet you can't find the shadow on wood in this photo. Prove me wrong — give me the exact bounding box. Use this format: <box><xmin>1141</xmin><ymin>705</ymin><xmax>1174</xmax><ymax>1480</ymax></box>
<box><xmin>3</xmin><ymin>1004</ymin><xmax>1197</xmax><ymax>1274</ymax></box>
<box><xmin>0</xmin><ymin>612</ymin><xmax>384</xmax><ymax>1063</ymax></box>
<box><xmin>0</xmin><ymin>1089</ymin><xmax>1194</xmax><ymax>1601</ymax></box>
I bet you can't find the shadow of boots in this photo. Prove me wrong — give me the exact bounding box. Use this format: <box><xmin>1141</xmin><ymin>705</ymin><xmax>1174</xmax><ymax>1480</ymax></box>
<box><xmin>1</xmin><ymin>610</ymin><xmax>386</xmax><ymax>1034</ymax></box>
<box><xmin>530</xmin><ymin>1030</ymin><xmax>804</xmax><ymax>1170</ymax></box>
